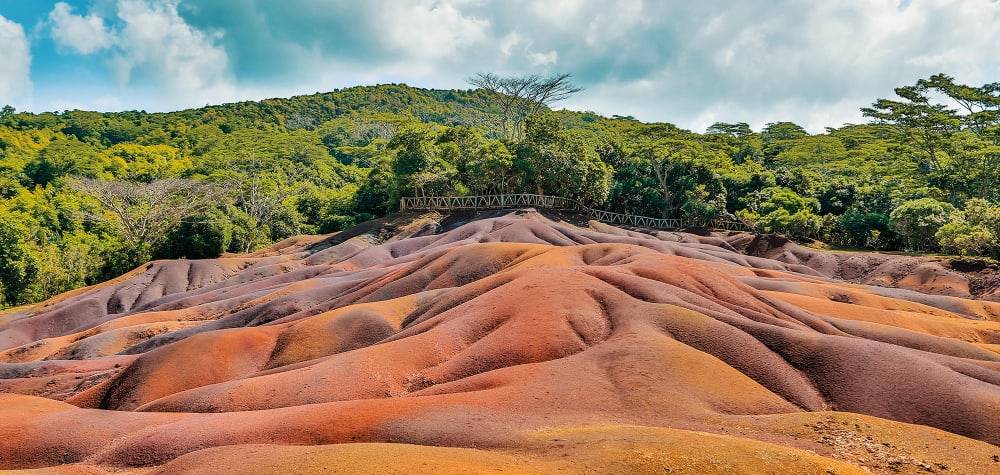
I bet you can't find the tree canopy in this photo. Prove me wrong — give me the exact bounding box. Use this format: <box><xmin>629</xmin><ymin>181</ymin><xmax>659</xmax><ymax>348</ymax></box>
<box><xmin>3</xmin><ymin>73</ymin><xmax>1000</xmax><ymax>308</ymax></box>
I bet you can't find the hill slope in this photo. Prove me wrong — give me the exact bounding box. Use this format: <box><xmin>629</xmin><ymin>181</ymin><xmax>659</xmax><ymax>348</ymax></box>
<box><xmin>2</xmin><ymin>209</ymin><xmax>1000</xmax><ymax>474</ymax></box>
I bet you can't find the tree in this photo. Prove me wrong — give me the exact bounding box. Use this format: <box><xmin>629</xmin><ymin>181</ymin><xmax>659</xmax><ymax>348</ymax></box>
<box><xmin>156</xmin><ymin>209</ymin><xmax>233</xmax><ymax>259</ymax></box>
<box><xmin>355</xmin><ymin>165</ymin><xmax>396</xmax><ymax>217</ymax></box>
<box><xmin>889</xmin><ymin>198</ymin><xmax>954</xmax><ymax>251</ymax></box>
<box><xmin>295</xmin><ymin>184</ymin><xmax>361</xmax><ymax>233</ymax></box>
<box><xmin>636</xmin><ymin>138</ymin><xmax>709</xmax><ymax>219</ymax></box>
<box><xmin>761</xmin><ymin>122</ymin><xmax>809</xmax><ymax>163</ymax></box>
<box><xmin>705</xmin><ymin>121</ymin><xmax>760</xmax><ymax>163</ymax></box>
<box><xmin>744</xmin><ymin>187</ymin><xmax>822</xmax><ymax>239</ymax></box>
<box><xmin>862</xmin><ymin>80</ymin><xmax>961</xmax><ymax>174</ymax></box>
<box><xmin>918</xmin><ymin>74</ymin><xmax>1000</xmax><ymax>137</ymax></box>
<box><xmin>514</xmin><ymin>114</ymin><xmax>611</xmax><ymax>206</ymax></box>
<box><xmin>104</xmin><ymin>143</ymin><xmax>189</xmax><ymax>182</ymax></box>
<box><xmin>70</xmin><ymin>177</ymin><xmax>231</xmax><ymax>257</ymax></box>
<box><xmin>25</xmin><ymin>136</ymin><xmax>112</xmax><ymax>186</ymax></box>
<box><xmin>681</xmin><ymin>184</ymin><xmax>727</xmax><ymax>225</ymax></box>
<box><xmin>841</xmin><ymin>211</ymin><xmax>891</xmax><ymax>249</ymax></box>
<box><xmin>602</xmin><ymin>143</ymin><xmax>663</xmax><ymax>217</ymax></box>
<box><xmin>390</xmin><ymin>127</ymin><xmax>456</xmax><ymax>199</ymax></box>
<box><xmin>936</xmin><ymin>221</ymin><xmax>994</xmax><ymax>257</ymax></box>
<box><xmin>707</xmin><ymin>122</ymin><xmax>753</xmax><ymax>138</ymax></box>
<box><xmin>0</xmin><ymin>210</ymin><xmax>38</xmax><ymax>306</ymax></box>
<box><xmin>468</xmin><ymin>72</ymin><xmax>582</xmax><ymax>141</ymax></box>
<box><xmin>22</xmin><ymin>232</ymin><xmax>108</xmax><ymax>303</ymax></box>
<box><xmin>936</xmin><ymin>198</ymin><xmax>1000</xmax><ymax>257</ymax></box>
<box><xmin>232</xmin><ymin>154</ymin><xmax>304</xmax><ymax>253</ymax></box>
<box><xmin>917</xmin><ymin>74</ymin><xmax>1000</xmax><ymax>202</ymax></box>
<box><xmin>466</xmin><ymin>140</ymin><xmax>514</xmax><ymax>195</ymax></box>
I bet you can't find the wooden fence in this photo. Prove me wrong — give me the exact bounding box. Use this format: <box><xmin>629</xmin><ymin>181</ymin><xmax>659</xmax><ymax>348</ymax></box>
<box><xmin>400</xmin><ymin>194</ymin><xmax>754</xmax><ymax>232</ymax></box>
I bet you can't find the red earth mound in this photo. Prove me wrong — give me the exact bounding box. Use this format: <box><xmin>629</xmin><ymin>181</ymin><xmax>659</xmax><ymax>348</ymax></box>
<box><xmin>2</xmin><ymin>208</ymin><xmax>1000</xmax><ymax>474</ymax></box>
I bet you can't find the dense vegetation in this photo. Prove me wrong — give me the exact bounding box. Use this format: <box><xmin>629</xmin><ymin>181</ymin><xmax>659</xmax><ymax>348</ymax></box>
<box><xmin>1</xmin><ymin>74</ymin><xmax>998</xmax><ymax>308</ymax></box>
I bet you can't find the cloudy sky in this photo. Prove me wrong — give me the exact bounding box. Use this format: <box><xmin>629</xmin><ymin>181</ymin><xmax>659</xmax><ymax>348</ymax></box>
<box><xmin>0</xmin><ymin>0</ymin><xmax>998</xmax><ymax>133</ymax></box>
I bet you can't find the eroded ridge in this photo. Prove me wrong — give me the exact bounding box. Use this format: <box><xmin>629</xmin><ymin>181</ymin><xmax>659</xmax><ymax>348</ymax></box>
<box><xmin>2</xmin><ymin>209</ymin><xmax>1000</xmax><ymax>474</ymax></box>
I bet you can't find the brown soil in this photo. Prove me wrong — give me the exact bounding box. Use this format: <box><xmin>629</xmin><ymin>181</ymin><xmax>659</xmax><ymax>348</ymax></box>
<box><xmin>2</xmin><ymin>208</ymin><xmax>999</xmax><ymax>473</ymax></box>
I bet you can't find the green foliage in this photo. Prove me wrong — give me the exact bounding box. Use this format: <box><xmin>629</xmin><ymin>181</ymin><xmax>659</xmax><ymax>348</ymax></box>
<box><xmin>936</xmin><ymin>222</ymin><xmax>995</xmax><ymax>257</ymax></box>
<box><xmin>935</xmin><ymin>198</ymin><xmax>1000</xmax><ymax>257</ymax></box>
<box><xmin>1</xmin><ymin>75</ymin><xmax>999</xmax><ymax>308</ymax></box>
<box><xmin>840</xmin><ymin>211</ymin><xmax>892</xmax><ymax>249</ymax></box>
<box><xmin>890</xmin><ymin>198</ymin><xmax>954</xmax><ymax>251</ymax></box>
<box><xmin>355</xmin><ymin>165</ymin><xmax>396</xmax><ymax>216</ymax></box>
<box><xmin>742</xmin><ymin>187</ymin><xmax>821</xmax><ymax>239</ymax></box>
<box><xmin>22</xmin><ymin>232</ymin><xmax>109</xmax><ymax>303</ymax></box>
<box><xmin>97</xmin><ymin>241</ymin><xmax>152</xmax><ymax>282</ymax></box>
<box><xmin>390</xmin><ymin>126</ymin><xmax>459</xmax><ymax>198</ymax></box>
<box><xmin>0</xmin><ymin>209</ymin><xmax>38</xmax><ymax>306</ymax></box>
<box><xmin>156</xmin><ymin>209</ymin><xmax>233</xmax><ymax>259</ymax></box>
<box><xmin>759</xmin><ymin>187</ymin><xmax>820</xmax><ymax>215</ymax></box>
<box><xmin>105</xmin><ymin>143</ymin><xmax>188</xmax><ymax>182</ymax></box>
<box><xmin>25</xmin><ymin>136</ymin><xmax>112</xmax><ymax>186</ymax></box>
<box><xmin>515</xmin><ymin>114</ymin><xmax>612</xmax><ymax>206</ymax></box>
<box><xmin>465</xmin><ymin>139</ymin><xmax>514</xmax><ymax>195</ymax></box>
<box><xmin>296</xmin><ymin>184</ymin><xmax>363</xmax><ymax>233</ymax></box>
<box><xmin>681</xmin><ymin>184</ymin><xmax>726</xmax><ymax>225</ymax></box>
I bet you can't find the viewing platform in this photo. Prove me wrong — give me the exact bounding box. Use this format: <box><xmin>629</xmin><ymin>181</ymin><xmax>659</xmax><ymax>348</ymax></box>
<box><xmin>400</xmin><ymin>194</ymin><xmax>755</xmax><ymax>233</ymax></box>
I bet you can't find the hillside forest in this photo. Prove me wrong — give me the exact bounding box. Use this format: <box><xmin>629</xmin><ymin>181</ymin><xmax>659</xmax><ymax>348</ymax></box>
<box><xmin>1</xmin><ymin>73</ymin><xmax>998</xmax><ymax>308</ymax></box>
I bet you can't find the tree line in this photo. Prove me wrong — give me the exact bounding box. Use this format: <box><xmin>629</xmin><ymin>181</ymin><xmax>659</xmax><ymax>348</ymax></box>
<box><xmin>0</xmin><ymin>73</ymin><xmax>998</xmax><ymax>308</ymax></box>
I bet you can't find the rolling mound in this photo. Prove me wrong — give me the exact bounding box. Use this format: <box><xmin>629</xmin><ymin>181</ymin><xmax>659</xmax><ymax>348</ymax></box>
<box><xmin>2</xmin><ymin>208</ymin><xmax>1000</xmax><ymax>474</ymax></box>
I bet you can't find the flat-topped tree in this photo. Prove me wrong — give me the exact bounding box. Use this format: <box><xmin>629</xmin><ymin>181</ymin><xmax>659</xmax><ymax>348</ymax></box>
<box><xmin>863</xmin><ymin>74</ymin><xmax>1000</xmax><ymax>203</ymax></box>
<box><xmin>70</xmin><ymin>177</ymin><xmax>231</xmax><ymax>259</ymax></box>
<box><xmin>862</xmin><ymin>83</ymin><xmax>960</xmax><ymax>174</ymax></box>
<box><xmin>468</xmin><ymin>72</ymin><xmax>582</xmax><ymax>142</ymax></box>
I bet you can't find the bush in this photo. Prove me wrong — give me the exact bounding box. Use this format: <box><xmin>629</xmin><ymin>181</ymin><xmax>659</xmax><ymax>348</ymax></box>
<box><xmin>934</xmin><ymin>198</ymin><xmax>1000</xmax><ymax>258</ymax></box>
<box><xmin>155</xmin><ymin>210</ymin><xmax>233</xmax><ymax>259</ymax></box>
<box><xmin>758</xmin><ymin>208</ymin><xmax>821</xmax><ymax>239</ymax></box>
<box><xmin>840</xmin><ymin>211</ymin><xmax>891</xmax><ymax>248</ymax></box>
<box><xmin>97</xmin><ymin>242</ymin><xmax>151</xmax><ymax>282</ymax></box>
<box><xmin>742</xmin><ymin>187</ymin><xmax>821</xmax><ymax>239</ymax></box>
<box><xmin>0</xmin><ymin>215</ymin><xmax>37</xmax><ymax>306</ymax></box>
<box><xmin>319</xmin><ymin>214</ymin><xmax>356</xmax><ymax>233</ymax></box>
<box><xmin>889</xmin><ymin>198</ymin><xmax>954</xmax><ymax>251</ymax></box>
<box><xmin>936</xmin><ymin>222</ymin><xmax>995</xmax><ymax>257</ymax></box>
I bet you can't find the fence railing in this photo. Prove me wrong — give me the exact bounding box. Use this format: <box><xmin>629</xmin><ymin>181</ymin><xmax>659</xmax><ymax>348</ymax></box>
<box><xmin>400</xmin><ymin>194</ymin><xmax>755</xmax><ymax>233</ymax></box>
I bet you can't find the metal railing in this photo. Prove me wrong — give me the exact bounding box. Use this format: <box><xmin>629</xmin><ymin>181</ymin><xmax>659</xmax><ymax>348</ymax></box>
<box><xmin>400</xmin><ymin>194</ymin><xmax>755</xmax><ymax>233</ymax></box>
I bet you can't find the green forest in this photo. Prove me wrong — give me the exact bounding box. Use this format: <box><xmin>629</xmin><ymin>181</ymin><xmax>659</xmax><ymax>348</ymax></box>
<box><xmin>1</xmin><ymin>73</ymin><xmax>998</xmax><ymax>308</ymax></box>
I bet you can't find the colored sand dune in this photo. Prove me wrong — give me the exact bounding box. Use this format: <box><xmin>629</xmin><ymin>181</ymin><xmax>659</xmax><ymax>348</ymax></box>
<box><xmin>2</xmin><ymin>209</ymin><xmax>999</xmax><ymax>474</ymax></box>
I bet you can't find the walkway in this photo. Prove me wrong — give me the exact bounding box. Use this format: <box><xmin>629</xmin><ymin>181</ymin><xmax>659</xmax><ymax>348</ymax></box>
<box><xmin>399</xmin><ymin>194</ymin><xmax>755</xmax><ymax>232</ymax></box>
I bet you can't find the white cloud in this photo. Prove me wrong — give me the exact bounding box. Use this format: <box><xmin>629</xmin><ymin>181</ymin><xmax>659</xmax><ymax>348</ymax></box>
<box><xmin>583</xmin><ymin>0</ymin><xmax>646</xmax><ymax>46</ymax></box>
<box><xmin>45</xmin><ymin>0</ymin><xmax>239</xmax><ymax>109</ymax></box>
<box><xmin>527</xmin><ymin>0</ymin><xmax>586</xmax><ymax>28</ymax></box>
<box><xmin>380</xmin><ymin>1</ymin><xmax>490</xmax><ymax>64</ymax></box>
<box><xmin>0</xmin><ymin>14</ymin><xmax>32</xmax><ymax>106</ymax></box>
<box><xmin>555</xmin><ymin>0</ymin><xmax>1000</xmax><ymax>132</ymax></box>
<box><xmin>28</xmin><ymin>0</ymin><xmax>1000</xmax><ymax>128</ymax></box>
<box><xmin>111</xmin><ymin>0</ymin><xmax>236</xmax><ymax>104</ymax></box>
<box><xmin>529</xmin><ymin>50</ymin><xmax>558</xmax><ymax>67</ymax></box>
<box><xmin>499</xmin><ymin>31</ymin><xmax>523</xmax><ymax>57</ymax></box>
<box><xmin>49</xmin><ymin>2</ymin><xmax>115</xmax><ymax>54</ymax></box>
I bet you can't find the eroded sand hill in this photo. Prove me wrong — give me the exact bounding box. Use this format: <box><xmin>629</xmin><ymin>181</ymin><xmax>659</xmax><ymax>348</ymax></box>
<box><xmin>2</xmin><ymin>209</ymin><xmax>999</xmax><ymax>474</ymax></box>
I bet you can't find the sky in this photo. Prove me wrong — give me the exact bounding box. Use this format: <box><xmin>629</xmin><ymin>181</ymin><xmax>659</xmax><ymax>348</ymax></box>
<box><xmin>0</xmin><ymin>0</ymin><xmax>998</xmax><ymax>134</ymax></box>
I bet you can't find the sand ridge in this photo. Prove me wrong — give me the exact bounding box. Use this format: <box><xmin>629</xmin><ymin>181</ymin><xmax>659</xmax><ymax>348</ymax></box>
<box><xmin>2</xmin><ymin>208</ymin><xmax>999</xmax><ymax>473</ymax></box>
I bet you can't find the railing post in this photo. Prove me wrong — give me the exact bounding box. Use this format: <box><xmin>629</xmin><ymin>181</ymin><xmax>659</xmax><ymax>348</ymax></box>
<box><xmin>394</xmin><ymin>194</ymin><xmax>753</xmax><ymax>233</ymax></box>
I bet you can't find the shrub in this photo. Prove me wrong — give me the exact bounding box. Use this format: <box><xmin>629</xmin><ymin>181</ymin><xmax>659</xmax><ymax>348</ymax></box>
<box><xmin>889</xmin><ymin>198</ymin><xmax>954</xmax><ymax>251</ymax></box>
